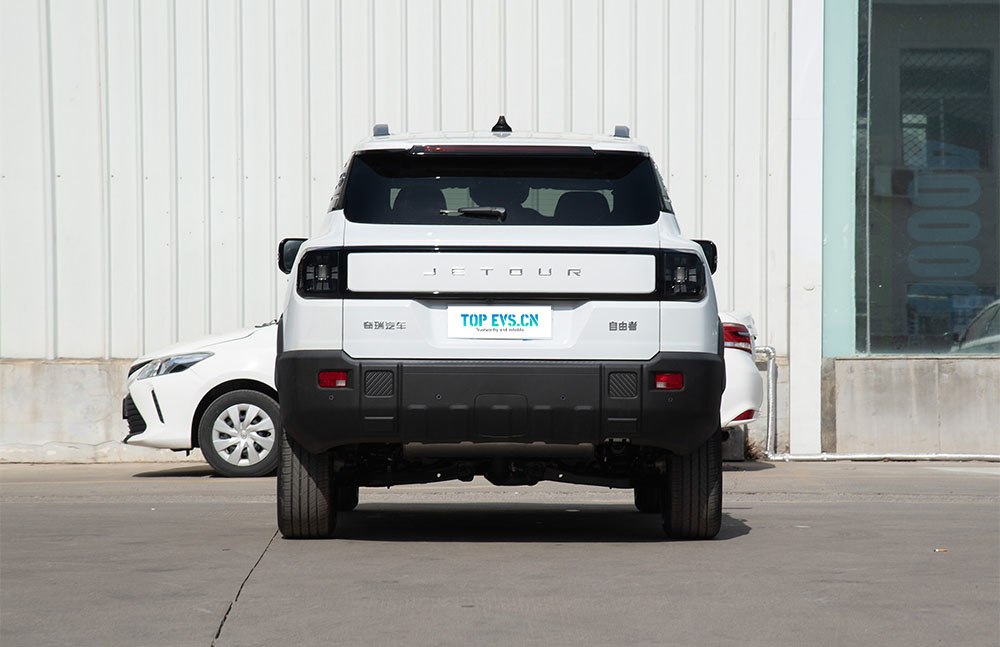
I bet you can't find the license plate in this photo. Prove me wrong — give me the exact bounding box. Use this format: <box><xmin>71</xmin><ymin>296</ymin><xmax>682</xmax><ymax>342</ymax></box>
<box><xmin>447</xmin><ymin>306</ymin><xmax>553</xmax><ymax>339</ymax></box>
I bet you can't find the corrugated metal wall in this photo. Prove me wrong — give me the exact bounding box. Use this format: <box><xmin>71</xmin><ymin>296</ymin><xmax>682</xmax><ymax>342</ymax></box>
<box><xmin>0</xmin><ymin>0</ymin><xmax>790</xmax><ymax>360</ymax></box>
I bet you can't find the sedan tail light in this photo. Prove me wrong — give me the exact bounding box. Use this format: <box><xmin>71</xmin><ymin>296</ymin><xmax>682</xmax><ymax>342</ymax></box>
<box><xmin>723</xmin><ymin>322</ymin><xmax>753</xmax><ymax>353</ymax></box>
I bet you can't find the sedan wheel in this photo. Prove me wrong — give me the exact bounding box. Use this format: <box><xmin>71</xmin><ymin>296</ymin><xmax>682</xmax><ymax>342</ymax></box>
<box><xmin>198</xmin><ymin>389</ymin><xmax>282</xmax><ymax>477</ymax></box>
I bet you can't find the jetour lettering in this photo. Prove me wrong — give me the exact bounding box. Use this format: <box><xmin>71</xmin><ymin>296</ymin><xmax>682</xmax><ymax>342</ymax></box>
<box><xmin>422</xmin><ymin>266</ymin><xmax>581</xmax><ymax>277</ymax></box>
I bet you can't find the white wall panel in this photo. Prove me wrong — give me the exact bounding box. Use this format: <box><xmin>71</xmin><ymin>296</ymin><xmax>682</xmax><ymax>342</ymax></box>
<box><xmin>732</xmin><ymin>0</ymin><xmax>768</xmax><ymax>327</ymax></box>
<box><xmin>239</xmin><ymin>0</ymin><xmax>276</xmax><ymax>327</ymax></box>
<box><xmin>51</xmin><ymin>0</ymin><xmax>107</xmax><ymax>357</ymax></box>
<box><xmin>175</xmin><ymin>0</ymin><xmax>210</xmax><ymax>342</ymax></box>
<box><xmin>665</xmin><ymin>0</ymin><xmax>698</xmax><ymax>235</ymax></box>
<box><xmin>601</xmin><ymin>0</ymin><xmax>633</xmax><ymax>134</ymax></box>
<box><xmin>570</xmin><ymin>0</ymin><xmax>601</xmax><ymax>135</ymax></box>
<box><xmin>1</xmin><ymin>0</ymin><xmax>792</xmax><ymax>358</ymax></box>
<box><xmin>0</xmin><ymin>0</ymin><xmax>50</xmax><ymax>358</ymax></box>
<box><xmin>440</xmin><ymin>0</ymin><xmax>471</xmax><ymax>130</ymax></box>
<box><xmin>206</xmin><ymin>0</ymin><xmax>242</xmax><ymax>335</ymax></box>
<box><xmin>470</xmin><ymin>0</ymin><xmax>502</xmax><ymax>131</ymax></box>
<box><xmin>766</xmin><ymin>0</ymin><xmax>791</xmax><ymax>354</ymax></box>
<box><xmin>307</xmin><ymin>0</ymin><xmax>339</xmax><ymax>237</ymax></box>
<box><xmin>274</xmin><ymin>0</ymin><xmax>309</xmax><ymax>314</ymax></box>
<box><xmin>374</xmin><ymin>0</ymin><xmax>405</xmax><ymax>132</ymax></box>
<box><xmin>536</xmin><ymin>0</ymin><xmax>570</xmax><ymax>133</ymax></box>
<box><xmin>634</xmin><ymin>0</ymin><xmax>666</xmax><ymax>157</ymax></box>
<box><xmin>106</xmin><ymin>0</ymin><xmax>142</xmax><ymax>358</ymax></box>
<box><xmin>137</xmin><ymin>0</ymin><xmax>174</xmax><ymax>352</ymax></box>
<box><xmin>503</xmin><ymin>0</ymin><xmax>535</xmax><ymax>131</ymax></box>
<box><xmin>404</xmin><ymin>0</ymin><xmax>436</xmax><ymax>134</ymax></box>
<box><xmin>700</xmin><ymin>0</ymin><xmax>734</xmax><ymax>306</ymax></box>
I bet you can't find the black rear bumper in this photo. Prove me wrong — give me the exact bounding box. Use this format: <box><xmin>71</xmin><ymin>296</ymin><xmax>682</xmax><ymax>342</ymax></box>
<box><xmin>277</xmin><ymin>350</ymin><xmax>724</xmax><ymax>456</ymax></box>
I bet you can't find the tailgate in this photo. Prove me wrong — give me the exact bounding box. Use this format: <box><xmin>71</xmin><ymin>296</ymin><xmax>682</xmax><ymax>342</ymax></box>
<box><xmin>342</xmin><ymin>249</ymin><xmax>661</xmax><ymax>361</ymax></box>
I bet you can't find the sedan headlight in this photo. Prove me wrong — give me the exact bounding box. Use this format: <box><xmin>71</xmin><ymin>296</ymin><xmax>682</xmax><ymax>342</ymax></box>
<box><xmin>135</xmin><ymin>352</ymin><xmax>213</xmax><ymax>380</ymax></box>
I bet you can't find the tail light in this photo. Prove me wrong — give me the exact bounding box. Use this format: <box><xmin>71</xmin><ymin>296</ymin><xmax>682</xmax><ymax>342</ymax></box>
<box><xmin>298</xmin><ymin>249</ymin><xmax>343</xmax><ymax>297</ymax></box>
<box><xmin>654</xmin><ymin>372</ymin><xmax>684</xmax><ymax>390</ymax></box>
<box><xmin>661</xmin><ymin>251</ymin><xmax>705</xmax><ymax>300</ymax></box>
<box><xmin>318</xmin><ymin>371</ymin><xmax>348</xmax><ymax>388</ymax></box>
<box><xmin>723</xmin><ymin>322</ymin><xmax>753</xmax><ymax>353</ymax></box>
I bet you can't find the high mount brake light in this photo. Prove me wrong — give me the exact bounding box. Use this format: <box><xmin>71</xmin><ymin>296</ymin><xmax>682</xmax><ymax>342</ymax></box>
<box><xmin>723</xmin><ymin>322</ymin><xmax>753</xmax><ymax>353</ymax></box>
<box><xmin>661</xmin><ymin>251</ymin><xmax>705</xmax><ymax>300</ymax></box>
<box><xmin>298</xmin><ymin>249</ymin><xmax>343</xmax><ymax>297</ymax></box>
<box><xmin>409</xmin><ymin>145</ymin><xmax>595</xmax><ymax>156</ymax></box>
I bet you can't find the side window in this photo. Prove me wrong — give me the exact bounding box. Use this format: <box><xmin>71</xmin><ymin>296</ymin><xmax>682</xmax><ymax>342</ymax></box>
<box><xmin>650</xmin><ymin>160</ymin><xmax>674</xmax><ymax>213</ymax></box>
<box><xmin>328</xmin><ymin>161</ymin><xmax>351</xmax><ymax>211</ymax></box>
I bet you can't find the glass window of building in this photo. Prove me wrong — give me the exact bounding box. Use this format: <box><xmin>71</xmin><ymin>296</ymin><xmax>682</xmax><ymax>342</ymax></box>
<box><xmin>857</xmin><ymin>0</ymin><xmax>999</xmax><ymax>353</ymax></box>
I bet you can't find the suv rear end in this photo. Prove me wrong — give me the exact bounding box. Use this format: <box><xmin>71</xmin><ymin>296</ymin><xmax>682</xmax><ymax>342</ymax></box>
<box><xmin>276</xmin><ymin>124</ymin><xmax>724</xmax><ymax>539</ymax></box>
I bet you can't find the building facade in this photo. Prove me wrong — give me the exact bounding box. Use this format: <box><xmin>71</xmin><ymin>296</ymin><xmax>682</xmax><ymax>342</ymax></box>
<box><xmin>0</xmin><ymin>0</ymin><xmax>996</xmax><ymax>459</ymax></box>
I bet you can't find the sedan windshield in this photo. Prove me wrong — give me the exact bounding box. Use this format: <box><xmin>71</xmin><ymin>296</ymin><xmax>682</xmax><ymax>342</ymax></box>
<box><xmin>341</xmin><ymin>148</ymin><xmax>668</xmax><ymax>226</ymax></box>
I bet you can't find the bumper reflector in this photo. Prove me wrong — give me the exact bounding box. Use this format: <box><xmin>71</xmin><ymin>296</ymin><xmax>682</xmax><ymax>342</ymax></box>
<box><xmin>654</xmin><ymin>372</ymin><xmax>684</xmax><ymax>390</ymax></box>
<box><xmin>733</xmin><ymin>409</ymin><xmax>755</xmax><ymax>421</ymax></box>
<box><xmin>318</xmin><ymin>371</ymin><xmax>348</xmax><ymax>388</ymax></box>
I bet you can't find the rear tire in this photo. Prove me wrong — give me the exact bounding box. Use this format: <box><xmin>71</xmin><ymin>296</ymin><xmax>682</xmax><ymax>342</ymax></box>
<box><xmin>633</xmin><ymin>486</ymin><xmax>661</xmax><ymax>513</ymax></box>
<box><xmin>662</xmin><ymin>429</ymin><xmax>722</xmax><ymax>539</ymax></box>
<box><xmin>277</xmin><ymin>431</ymin><xmax>335</xmax><ymax>538</ymax></box>
<box><xmin>336</xmin><ymin>485</ymin><xmax>360</xmax><ymax>512</ymax></box>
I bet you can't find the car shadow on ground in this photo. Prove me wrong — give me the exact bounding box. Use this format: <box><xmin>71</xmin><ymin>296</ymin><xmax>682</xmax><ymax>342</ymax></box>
<box><xmin>330</xmin><ymin>504</ymin><xmax>750</xmax><ymax>543</ymax></box>
<box><xmin>132</xmin><ymin>463</ymin><xmax>773</xmax><ymax>478</ymax></box>
<box><xmin>131</xmin><ymin>465</ymin><xmax>219</xmax><ymax>478</ymax></box>
<box><xmin>723</xmin><ymin>460</ymin><xmax>775</xmax><ymax>472</ymax></box>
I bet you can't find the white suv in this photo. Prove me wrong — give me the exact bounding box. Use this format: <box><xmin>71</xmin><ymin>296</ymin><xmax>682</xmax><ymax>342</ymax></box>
<box><xmin>276</xmin><ymin>119</ymin><xmax>725</xmax><ymax>539</ymax></box>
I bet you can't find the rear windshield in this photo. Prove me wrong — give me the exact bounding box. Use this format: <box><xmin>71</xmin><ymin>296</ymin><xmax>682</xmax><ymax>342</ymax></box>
<box><xmin>340</xmin><ymin>148</ymin><xmax>668</xmax><ymax>226</ymax></box>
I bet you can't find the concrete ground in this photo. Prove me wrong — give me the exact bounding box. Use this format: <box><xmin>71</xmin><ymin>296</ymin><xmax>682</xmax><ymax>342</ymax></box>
<box><xmin>1</xmin><ymin>461</ymin><xmax>998</xmax><ymax>647</ymax></box>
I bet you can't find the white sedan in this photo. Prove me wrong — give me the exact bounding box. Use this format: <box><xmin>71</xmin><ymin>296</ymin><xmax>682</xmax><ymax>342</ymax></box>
<box><xmin>123</xmin><ymin>314</ymin><xmax>763</xmax><ymax>476</ymax></box>
<box><xmin>122</xmin><ymin>322</ymin><xmax>281</xmax><ymax>477</ymax></box>
<box><xmin>719</xmin><ymin>311</ymin><xmax>764</xmax><ymax>429</ymax></box>
<box><xmin>952</xmin><ymin>299</ymin><xmax>1000</xmax><ymax>354</ymax></box>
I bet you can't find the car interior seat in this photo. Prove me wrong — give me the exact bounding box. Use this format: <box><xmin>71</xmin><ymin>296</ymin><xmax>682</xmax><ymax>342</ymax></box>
<box><xmin>391</xmin><ymin>186</ymin><xmax>447</xmax><ymax>221</ymax></box>
<box><xmin>553</xmin><ymin>191</ymin><xmax>612</xmax><ymax>224</ymax></box>
<box><xmin>470</xmin><ymin>183</ymin><xmax>545</xmax><ymax>223</ymax></box>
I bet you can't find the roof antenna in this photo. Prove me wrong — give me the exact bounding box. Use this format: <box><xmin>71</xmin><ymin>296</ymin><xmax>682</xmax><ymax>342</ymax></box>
<box><xmin>373</xmin><ymin>123</ymin><xmax>389</xmax><ymax>136</ymax></box>
<box><xmin>613</xmin><ymin>125</ymin><xmax>630</xmax><ymax>138</ymax></box>
<box><xmin>491</xmin><ymin>115</ymin><xmax>512</xmax><ymax>135</ymax></box>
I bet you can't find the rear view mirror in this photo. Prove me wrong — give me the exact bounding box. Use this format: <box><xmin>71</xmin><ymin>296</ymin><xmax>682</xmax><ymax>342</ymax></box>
<box><xmin>278</xmin><ymin>238</ymin><xmax>306</xmax><ymax>274</ymax></box>
<box><xmin>694</xmin><ymin>240</ymin><xmax>718</xmax><ymax>274</ymax></box>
